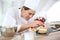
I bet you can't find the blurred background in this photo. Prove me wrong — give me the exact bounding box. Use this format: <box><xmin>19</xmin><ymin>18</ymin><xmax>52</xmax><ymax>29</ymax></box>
<box><xmin>0</xmin><ymin>0</ymin><xmax>60</xmax><ymax>26</ymax></box>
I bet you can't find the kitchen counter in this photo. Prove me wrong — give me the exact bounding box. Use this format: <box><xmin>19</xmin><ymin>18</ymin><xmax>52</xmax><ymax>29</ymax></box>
<box><xmin>0</xmin><ymin>31</ymin><xmax>60</xmax><ymax>40</ymax></box>
<box><xmin>0</xmin><ymin>24</ymin><xmax>60</xmax><ymax>40</ymax></box>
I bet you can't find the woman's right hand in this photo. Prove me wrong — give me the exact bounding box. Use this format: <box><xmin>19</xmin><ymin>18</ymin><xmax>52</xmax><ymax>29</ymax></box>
<box><xmin>28</xmin><ymin>20</ymin><xmax>44</xmax><ymax>28</ymax></box>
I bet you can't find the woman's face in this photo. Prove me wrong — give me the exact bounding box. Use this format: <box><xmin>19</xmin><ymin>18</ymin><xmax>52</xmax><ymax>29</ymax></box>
<box><xmin>21</xmin><ymin>8</ymin><xmax>35</xmax><ymax>20</ymax></box>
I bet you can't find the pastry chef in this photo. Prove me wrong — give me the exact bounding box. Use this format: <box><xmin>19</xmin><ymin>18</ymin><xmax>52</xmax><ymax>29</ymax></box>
<box><xmin>2</xmin><ymin>0</ymin><xmax>46</xmax><ymax>33</ymax></box>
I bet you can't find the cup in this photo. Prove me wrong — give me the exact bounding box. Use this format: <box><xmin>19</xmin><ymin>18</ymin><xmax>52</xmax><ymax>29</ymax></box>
<box><xmin>24</xmin><ymin>32</ymin><xmax>35</xmax><ymax>40</ymax></box>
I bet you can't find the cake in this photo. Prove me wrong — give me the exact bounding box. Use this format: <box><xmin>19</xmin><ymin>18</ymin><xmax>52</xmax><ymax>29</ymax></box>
<box><xmin>38</xmin><ymin>27</ymin><xmax>47</xmax><ymax>34</ymax></box>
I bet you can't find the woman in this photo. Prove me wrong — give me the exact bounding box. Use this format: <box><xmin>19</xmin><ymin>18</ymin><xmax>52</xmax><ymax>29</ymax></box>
<box><xmin>2</xmin><ymin>0</ymin><xmax>46</xmax><ymax>40</ymax></box>
<box><xmin>2</xmin><ymin>6</ymin><xmax>44</xmax><ymax>32</ymax></box>
<box><xmin>2</xmin><ymin>0</ymin><xmax>44</xmax><ymax>32</ymax></box>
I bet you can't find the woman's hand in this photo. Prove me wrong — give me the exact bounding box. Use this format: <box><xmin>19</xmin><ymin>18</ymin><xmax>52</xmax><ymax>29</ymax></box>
<box><xmin>28</xmin><ymin>20</ymin><xmax>44</xmax><ymax>28</ymax></box>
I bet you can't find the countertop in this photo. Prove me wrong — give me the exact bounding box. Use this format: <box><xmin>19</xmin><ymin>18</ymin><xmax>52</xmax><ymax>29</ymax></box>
<box><xmin>0</xmin><ymin>31</ymin><xmax>60</xmax><ymax>40</ymax></box>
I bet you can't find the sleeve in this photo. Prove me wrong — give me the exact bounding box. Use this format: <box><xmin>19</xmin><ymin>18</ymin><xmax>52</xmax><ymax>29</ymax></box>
<box><xmin>16</xmin><ymin>25</ymin><xmax>21</xmax><ymax>32</ymax></box>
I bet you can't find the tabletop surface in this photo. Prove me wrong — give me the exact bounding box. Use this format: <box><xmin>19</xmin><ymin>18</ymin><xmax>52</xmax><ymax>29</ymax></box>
<box><xmin>0</xmin><ymin>31</ymin><xmax>60</xmax><ymax>40</ymax></box>
<box><xmin>0</xmin><ymin>27</ymin><xmax>60</xmax><ymax>40</ymax></box>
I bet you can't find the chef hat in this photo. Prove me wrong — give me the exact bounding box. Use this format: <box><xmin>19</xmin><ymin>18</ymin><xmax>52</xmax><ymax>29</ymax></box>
<box><xmin>24</xmin><ymin>0</ymin><xmax>40</xmax><ymax>12</ymax></box>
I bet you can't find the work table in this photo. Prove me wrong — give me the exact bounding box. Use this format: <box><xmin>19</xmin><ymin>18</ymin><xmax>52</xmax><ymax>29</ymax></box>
<box><xmin>0</xmin><ymin>31</ymin><xmax>60</xmax><ymax>40</ymax></box>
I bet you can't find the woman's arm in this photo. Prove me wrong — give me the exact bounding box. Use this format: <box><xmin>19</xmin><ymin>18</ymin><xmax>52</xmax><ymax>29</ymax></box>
<box><xmin>18</xmin><ymin>21</ymin><xmax>44</xmax><ymax>32</ymax></box>
<box><xmin>18</xmin><ymin>24</ymin><xmax>30</xmax><ymax>32</ymax></box>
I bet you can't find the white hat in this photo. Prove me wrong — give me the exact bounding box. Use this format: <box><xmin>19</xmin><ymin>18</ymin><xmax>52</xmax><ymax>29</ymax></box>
<box><xmin>24</xmin><ymin>0</ymin><xmax>40</xmax><ymax>12</ymax></box>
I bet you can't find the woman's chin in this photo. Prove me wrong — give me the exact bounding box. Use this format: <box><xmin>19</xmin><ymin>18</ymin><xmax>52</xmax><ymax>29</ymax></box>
<box><xmin>26</xmin><ymin>18</ymin><xmax>30</xmax><ymax>20</ymax></box>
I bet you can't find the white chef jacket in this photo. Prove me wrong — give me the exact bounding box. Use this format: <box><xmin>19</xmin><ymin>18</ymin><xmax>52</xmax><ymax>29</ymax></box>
<box><xmin>2</xmin><ymin>8</ymin><xmax>31</xmax><ymax>32</ymax></box>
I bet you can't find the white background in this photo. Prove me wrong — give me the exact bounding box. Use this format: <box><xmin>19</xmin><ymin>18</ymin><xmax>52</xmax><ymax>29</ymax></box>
<box><xmin>0</xmin><ymin>0</ymin><xmax>60</xmax><ymax>25</ymax></box>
